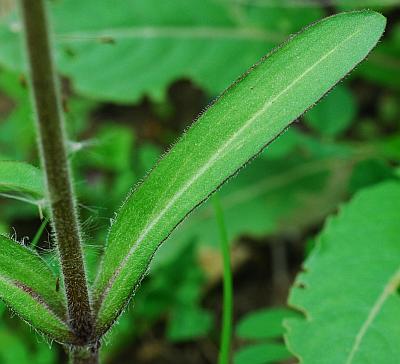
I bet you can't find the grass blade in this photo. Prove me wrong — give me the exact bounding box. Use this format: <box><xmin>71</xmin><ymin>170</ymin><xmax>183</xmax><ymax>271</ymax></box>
<box><xmin>212</xmin><ymin>194</ymin><xmax>233</xmax><ymax>364</ymax></box>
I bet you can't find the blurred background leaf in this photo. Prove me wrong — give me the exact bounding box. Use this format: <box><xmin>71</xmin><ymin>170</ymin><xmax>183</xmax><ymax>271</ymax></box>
<box><xmin>0</xmin><ymin>0</ymin><xmax>323</xmax><ymax>102</ymax></box>
<box><xmin>234</xmin><ymin>306</ymin><xmax>298</xmax><ymax>364</ymax></box>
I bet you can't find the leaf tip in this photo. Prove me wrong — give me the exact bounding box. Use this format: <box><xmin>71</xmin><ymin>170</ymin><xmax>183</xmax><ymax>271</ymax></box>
<box><xmin>364</xmin><ymin>10</ymin><xmax>386</xmax><ymax>33</ymax></box>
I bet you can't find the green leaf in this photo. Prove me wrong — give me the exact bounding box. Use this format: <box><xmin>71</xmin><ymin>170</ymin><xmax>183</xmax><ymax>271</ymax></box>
<box><xmin>93</xmin><ymin>11</ymin><xmax>386</xmax><ymax>333</ymax></box>
<box><xmin>349</xmin><ymin>158</ymin><xmax>397</xmax><ymax>193</ymax></box>
<box><xmin>157</xmin><ymin>144</ymin><xmax>353</xmax><ymax>268</ymax></box>
<box><xmin>357</xmin><ymin>25</ymin><xmax>400</xmax><ymax>90</ymax></box>
<box><xmin>167</xmin><ymin>305</ymin><xmax>213</xmax><ymax>342</ymax></box>
<box><xmin>0</xmin><ymin>161</ymin><xmax>44</xmax><ymax>198</ymax></box>
<box><xmin>237</xmin><ymin>307</ymin><xmax>298</xmax><ymax>340</ymax></box>
<box><xmin>0</xmin><ymin>327</ymin><xmax>56</xmax><ymax>364</ymax></box>
<box><xmin>76</xmin><ymin>124</ymin><xmax>135</xmax><ymax>172</ymax></box>
<box><xmin>334</xmin><ymin>0</ymin><xmax>400</xmax><ymax>10</ymax></box>
<box><xmin>234</xmin><ymin>342</ymin><xmax>291</xmax><ymax>364</ymax></box>
<box><xmin>0</xmin><ymin>224</ymin><xmax>6</xmax><ymax>235</ymax></box>
<box><xmin>0</xmin><ymin>234</ymin><xmax>74</xmax><ymax>344</ymax></box>
<box><xmin>0</xmin><ymin>0</ymin><xmax>322</xmax><ymax>103</ymax></box>
<box><xmin>304</xmin><ymin>84</ymin><xmax>356</xmax><ymax>137</ymax></box>
<box><xmin>285</xmin><ymin>181</ymin><xmax>400</xmax><ymax>363</ymax></box>
<box><xmin>0</xmin><ymin>71</ymin><xmax>36</xmax><ymax>161</ymax></box>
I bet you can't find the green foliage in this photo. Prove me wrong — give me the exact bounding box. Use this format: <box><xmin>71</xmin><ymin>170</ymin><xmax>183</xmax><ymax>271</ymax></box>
<box><xmin>236</xmin><ymin>307</ymin><xmax>297</xmax><ymax>340</ymax></box>
<box><xmin>0</xmin><ymin>3</ymin><xmax>395</xmax><ymax>361</ymax></box>
<box><xmin>358</xmin><ymin>25</ymin><xmax>400</xmax><ymax>90</ymax></box>
<box><xmin>0</xmin><ymin>327</ymin><xmax>55</xmax><ymax>364</ymax></box>
<box><xmin>99</xmin><ymin>244</ymin><xmax>212</xmax><ymax>361</ymax></box>
<box><xmin>164</xmin><ymin>245</ymin><xmax>214</xmax><ymax>342</ymax></box>
<box><xmin>77</xmin><ymin>124</ymin><xmax>134</xmax><ymax>173</ymax></box>
<box><xmin>159</xmin><ymin>133</ymin><xmax>354</xmax><ymax>266</ymax></box>
<box><xmin>92</xmin><ymin>10</ymin><xmax>386</xmax><ymax>334</ymax></box>
<box><xmin>212</xmin><ymin>194</ymin><xmax>233</xmax><ymax>364</ymax></box>
<box><xmin>0</xmin><ymin>161</ymin><xmax>43</xmax><ymax>197</ymax></box>
<box><xmin>234</xmin><ymin>343</ymin><xmax>291</xmax><ymax>364</ymax></box>
<box><xmin>0</xmin><ymin>0</ymin><xmax>323</xmax><ymax>103</ymax></box>
<box><xmin>167</xmin><ymin>306</ymin><xmax>213</xmax><ymax>342</ymax></box>
<box><xmin>0</xmin><ymin>71</ymin><xmax>35</xmax><ymax>161</ymax></box>
<box><xmin>285</xmin><ymin>181</ymin><xmax>400</xmax><ymax>363</ymax></box>
<box><xmin>349</xmin><ymin>158</ymin><xmax>396</xmax><ymax>193</ymax></box>
<box><xmin>304</xmin><ymin>84</ymin><xmax>357</xmax><ymax>137</ymax></box>
<box><xmin>235</xmin><ymin>307</ymin><xmax>298</xmax><ymax>364</ymax></box>
<box><xmin>0</xmin><ymin>234</ymin><xmax>73</xmax><ymax>344</ymax></box>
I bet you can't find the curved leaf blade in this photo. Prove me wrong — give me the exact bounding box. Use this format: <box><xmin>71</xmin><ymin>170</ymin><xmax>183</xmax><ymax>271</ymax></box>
<box><xmin>94</xmin><ymin>11</ymin><xmax>386</xmax><ymax>332</ymax></box>
<box><xmin>0</xmin><ymin>234</ymin><xmax>75</xmax><ymax>344</ymax></box>
<box><xmin>0</xmin><ymin>161</ymin><xmax>44</xmax><ymax>198</ymax></box>
<box><xmin>285</xmin><ymin>182</ymin><xmax>400</xmax><ymax>364</ymax></box>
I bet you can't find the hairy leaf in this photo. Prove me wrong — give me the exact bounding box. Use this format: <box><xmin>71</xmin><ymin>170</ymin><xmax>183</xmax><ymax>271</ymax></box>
<box><xmin>158</xmin><ymin>141</ymin><xmax>354</xmax><ymax>268</ymax></box>
<box><xmin>93</xmin><ymin>11</ymin><xmax>386</xmax><ymax>333</ymax></box>
<box><xmin>285</xmin><ymin>181</ymin><xmax>400</xmax><ymax>363</ymax></box>
<box><xmin>0</xmin><ymin>161</ymin><xmax>43</xmax><ymax>197</ymax></box>
<box><xmin>0</xmin><ymin>234</ymin><xmax>74</xmax><ymax>343</ymax></box>
<box><xmin>357</xmin><ymin>26</ymin><xmax>400</xmax><ymax>91</ymax></box>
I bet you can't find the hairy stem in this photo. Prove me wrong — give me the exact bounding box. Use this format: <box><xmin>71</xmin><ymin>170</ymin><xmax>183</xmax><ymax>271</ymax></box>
<box><xmin>19</xmin><ymin>0</ymin><xmax>93</xmax><ymax>343</ymax></box>
<box><xmin>212</xmin><ymin>194</ymin><xmax>233</xmax><ymax>364</ymax></box>
<box><xmin>70</xmin><ymin>346</ymin><xmax>99</xmax><ymax>364</ymax></box>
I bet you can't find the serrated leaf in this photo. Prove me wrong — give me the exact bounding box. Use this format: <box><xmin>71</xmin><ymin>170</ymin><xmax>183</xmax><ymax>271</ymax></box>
<box><xmin>0</xmin><ymin>234</ymin><xmax>75</xmax><ymax>344</ymax></box>
<box><xmin>0</xmin><ymin>161</ymin><xmax>44</xmax><ymax>197</ymax></box>
<box><xmin>285</xmin><ymin>181</ymin><xmax>400</xmax><ymax>363</ymax></box>
<box><xmin>93</xmin><ymin>11</ymin><xmax>386</xmax><ymax>333</ymax></box>
<box><xmin>0</xmin><ymin>0</ymin><xmax>322</xmax><ymax>103</ymax></box>
<box><xmin>237</xmin><ymin>307</ymin><xmax>298</xmax><ymax>340</ymax></box>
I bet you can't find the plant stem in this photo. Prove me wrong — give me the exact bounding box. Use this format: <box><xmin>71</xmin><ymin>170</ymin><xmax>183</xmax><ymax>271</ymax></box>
<box><xmin>31</xmin><ymin>215</ymin><xmax>50</xmax><ymax>248</ymax></box>
<box><xmin>212</xmin><ymin>194</ymin><xmax>233</xmax><ymax>364</ymax></box>
<box><xmin>70</xmin><ymin>346</ymin><xmax>99</xmax><ymax>364</ymax></box>
<box><xmin>19</xmin><ymin>0</ymin><xmax>93</xmax><ymax>343</ymax></box>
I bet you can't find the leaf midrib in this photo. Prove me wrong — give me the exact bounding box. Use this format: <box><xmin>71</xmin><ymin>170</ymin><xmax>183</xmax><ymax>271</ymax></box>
<box><xmin>56</xmin><ymin>26</ymin><xmax>284</xmax><ymax>43</ymax></box>
<box><xmin>345</xmin><ymin>267</ymin><xmax>400</xmax><ymax>364</ymax></box>
<box><xmin>0</xmin><ymin>273</ymin><xmax>69</xmax><ymax>327</ymax></box>
<box><xmin>96</xmin><ymin>24</ymin><xmax>364</xmax><ymax>314</ymax></box>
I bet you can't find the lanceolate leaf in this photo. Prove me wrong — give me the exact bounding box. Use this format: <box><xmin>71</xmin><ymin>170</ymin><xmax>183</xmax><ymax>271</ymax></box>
<box><xmin>0</xmin><ymin>161</ymin><xmax>44</xmax><ymax>198</ymax></box>
<box><xmin>285</xmin><ymin>181</ymin><xmax>400</xmax><ymax>363</ymax></box>
<box><xmin>94</xmin><ymin>11</ymin><xmax>386</xmax><ymax>333</ymax></box>
<box><xmin>0</xmin><ymin>234</ymin><xmax>74</xmax><ymax>344</ymax></box>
